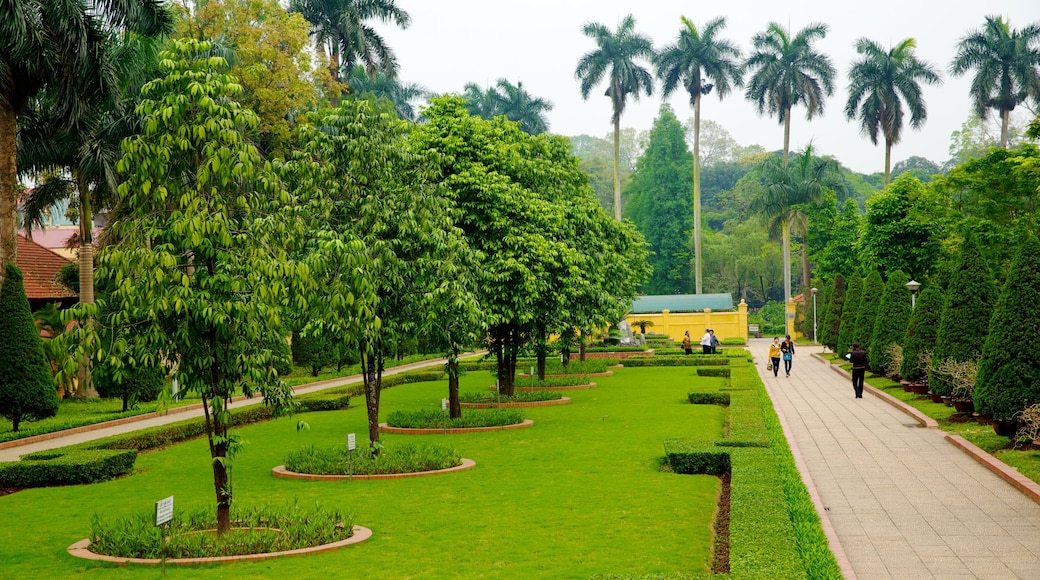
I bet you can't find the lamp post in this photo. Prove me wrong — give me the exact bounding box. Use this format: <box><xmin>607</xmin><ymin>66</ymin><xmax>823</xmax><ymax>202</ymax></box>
<box><xmin>906</xmin><ymin>280</ymin><xmax>921</xmax><ymax>309</ymax></box>
<box><xmin>811</xmin><ymin>287</ymin><xmax>818</xmax><ymax>345</ymax></box>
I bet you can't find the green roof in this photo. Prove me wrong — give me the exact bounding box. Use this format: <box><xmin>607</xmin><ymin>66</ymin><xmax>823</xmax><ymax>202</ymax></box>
<box><xmin>629</xmin><ymin>294</ymin><xmax>734</xmax><ymax>314</ymax></box>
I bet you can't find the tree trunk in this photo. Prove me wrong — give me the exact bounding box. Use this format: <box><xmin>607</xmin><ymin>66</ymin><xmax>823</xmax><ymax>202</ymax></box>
<box><xmin>782</xmin><ymin>220</ymin><xmax>792</xmax><ymax>303</ymax></box>
<box><xmin>493</xmin><ymin>325</ymin><xmax>517</xmax><ymax>397</ymax></box>
<box><xmin>612</xmin><ymin>115</ymin><xmax>622</xmax><ymax>220</ymax></box>
<box><xmin>330</xmin><ymin>42</ymin><xmax>342</xmax><ymax>107</ymax></box>
<box><xmin>560</xmin><ymin>344</ymin><xmax>570</xmax><ymax>367</ymax></box>
<box><xmin>801</xmin><ymin>224</ymin><xmax>811</xmax><ymax>294</ymax></box>
<box><xmin>447</xmin><ymin>353</ymin><xmax>461</xmax><ymax>419</ymax></box>
<box><xmin>693</xmin><ymin>94</ymin><xmax>702</xmax><ymax>294</ymax></box>
<box><xmin>362</xmin><ymin>348</ymin><xmax>381</xmax><ymax>450</ymax></box>
<box><xmin>883</xmin><ymin>139</ymin><xmax>893</xmax><ymax>187</ymax></box>
<box><xmin>536</xmin><ymin>352</ymin><xmax>546</xmax><ymax>381</ymax></box>
<box><xmin>782</xmin><ymin>108</ymin><xmax>792</xmax><ymax>166</ymax></box>
<box><xmin>0</xmin><ymin>103</ymin><xmax>18</xmax><ymax>269</ymax></box>
<box><xmin>73</xmin><ymin>170</ymin><xmax>98</xmax><ymax>398</ymax></box>
<box><xmin>1000</xmin><ymin>108</ymin><xmax>1010</xmax><ymax>149</ymax></box>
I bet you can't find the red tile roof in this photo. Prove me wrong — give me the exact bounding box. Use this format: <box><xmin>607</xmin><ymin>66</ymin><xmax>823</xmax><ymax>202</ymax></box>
<box><xmin>15</xmin><ymin>234</ymin><xmax>77</xmax><ymax>300</ymax></box>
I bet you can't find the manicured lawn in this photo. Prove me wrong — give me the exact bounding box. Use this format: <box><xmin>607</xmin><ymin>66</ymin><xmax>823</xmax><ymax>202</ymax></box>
<box><xmin>0</xmin><ymin>395</ymin><xmax>198</xmax><ymax>444</ymax></box>
<box><xmin>0</xmin><ymin>365</ymin><xmax>729</xmax><ymax>578</ymax></box>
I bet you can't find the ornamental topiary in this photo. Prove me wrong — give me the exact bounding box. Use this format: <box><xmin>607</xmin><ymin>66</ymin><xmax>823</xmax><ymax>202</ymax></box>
<box><xmin>869</xmin><ymin>270</ymin><xmax>911</xmax><ymax>373</ymax></box>
<box><xmin>836</xmin><ymin>275</ymin><xmax>862</xmax><ymax>355</ymax></box>
<box><xmin>820</xmin><ymin>274</ymin><xmax>846</xmax><ymax>351</ymax></box>
<box><xmin>900</xmin><ymin>285</ymin><xmax>943</xmax><ymax>383</ymax></box>
<box><xmin>974</xmin><ymin>235</ymin><xmax>1040</xmax><ymax>421</ymax></box>
<box><xmin>929</xmin><ymin>236</ymin><xmax>997</xmax><ymax>397</ymax></box>
<box><xmin>852</xmin><ymin>270</ymin><xmax>884</xmax><ymax>354</ymax></box>
<box><xmin>0</xmin><ymin>264</ymin><xmax>59</xmax><ymax>431</ymax></box>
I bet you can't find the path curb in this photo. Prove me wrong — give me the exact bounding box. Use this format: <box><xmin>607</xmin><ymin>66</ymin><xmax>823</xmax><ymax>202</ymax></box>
<box><xmin>813</xmin><ymin>353</ymin><xmax>938</xmax><ymax>428</ymax></box>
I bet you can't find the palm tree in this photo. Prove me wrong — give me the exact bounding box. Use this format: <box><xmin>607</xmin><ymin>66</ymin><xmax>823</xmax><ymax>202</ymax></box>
<box><xmin>462</xmin><ymin>83</ymin><xmax>499</xmax><ymax>119</ymax></box>
<box><xmin>575</xmin><ymin>14</ymin><xmax>656</xmax><ymax>220</ymax></box>
<box><xmin>492</xmin><ymin>79</ymin><xmax>553</xmax><ymax>135</ymax></box>
<box><xmin>744</xmin><ymin>22</ymin><xmax>836</xmax><ymax>166</ymax></box>
<box><xmin>0</xmin><ymin>0</ymin><xmax>171</xmax><ymax>268</ymax></box>
<box><xmin>950</xmin><ymin>16</ymin><xmax>1040</xmax><ymax>148</ymax></box>
<box><xmin>749</xmin><ymin>145</ymin><xmax>847</xmax><ymax>303</ymax></box>
<box><xmin>846</xmin><ymin>38</ymin><xmax>942</xmax><ymax>187</ymax></box>
<box><xmin>346</xmin><ymin>65</ymin><xmax>430</xmax><ymax>121</ymax></box>
<box><xmin>291</xmin><ymin>0</ymin><xmax>410</xmax><ymax>103</ymax></box>
<box><xmin>655</xmin><ymin>16</ymin><xmax>743</xmax><ymax>294</ymax></box>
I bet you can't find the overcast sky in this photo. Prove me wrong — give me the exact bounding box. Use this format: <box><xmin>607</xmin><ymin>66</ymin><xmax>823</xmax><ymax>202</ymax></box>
<box><xmin>379</xmin><ymin>1</ymin><xmax>1038</xmax><ymax>174</ymax></box>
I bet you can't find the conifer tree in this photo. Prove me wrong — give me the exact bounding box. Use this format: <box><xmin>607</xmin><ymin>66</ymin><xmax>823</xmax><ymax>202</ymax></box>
<box><xmin>869</xmin><ymin>270</ymin><xmax>910</xmax><ymax>372</ymax></box>
<box><xmin>900</xmin><ymin>284</ymin><xmax>942</xmax><ymax>382</ymax></box>
<box><xmin>0</xmin><ymin>264</ymin><xmax>59</xmax><ymax>430</ymax></box>
<box><xmin>837</xmin><ymin>275</ymin><xmax>862</xmax><ymax>355</ymax></box>
<box><xmin>852</xmin><ymin>270</ymin><xmax>884</xmax><ymax>354</ymax></box>
<box><xmin>975</xmin><ymin>235</ymin><xmax>1040</xmax><ymax>421</ymax></box>
<box><xmin>929</xmin><ymin>236</ymin><xmax>997</xmax><ymax>396</ymax></box>
<box><xmin>820</xmin><ymin>274</ymin><xmax>846</xmax><ymax>350</ymax></box>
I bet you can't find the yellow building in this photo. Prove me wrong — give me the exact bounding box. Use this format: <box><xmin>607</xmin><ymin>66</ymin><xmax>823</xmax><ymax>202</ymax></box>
<box><xmin>624</xmin><ymin>294</ymin><xmax>749</xmax><ymax>344</ymax></box>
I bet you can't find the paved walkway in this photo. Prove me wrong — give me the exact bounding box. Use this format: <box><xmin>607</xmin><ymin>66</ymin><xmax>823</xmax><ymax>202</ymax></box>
<box><xmin>0</xmin><ymin>355</ymin><xmax>470</xmax><ymax>462</ymax></box>
<box><xmin>750</xmin><ymin>338</ymin><xmax>1040</xmax><ymax>579</ymax></box>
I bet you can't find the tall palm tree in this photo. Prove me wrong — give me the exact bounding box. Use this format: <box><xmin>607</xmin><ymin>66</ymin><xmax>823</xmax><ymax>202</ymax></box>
<box><xmin>655</xmin><ymin>16</ymin><xmax>743</xmax><ymax>294</ymax></box>
<box><xmin>846</xmin><ymin>38</ymin><xmax>942</xmax><ymax>187</ymax></box>
<box><xmin>0</xmin><ymin>0</ymin><xmax>171</xmax><ymax>268</ymax></box>
<box><xmin>575</xmin><ymin>14</ymin><xmax>656</xmax><ymax>220</ymax></box>
<box><xmin>744</xmin><ymin>22</ymin><xmax>836</xmax><ymax>166</ymax></box>
<box><xmin>462</xmin><ymin>83</ymin><xmax>499</xmax><ymax>119</ymax></box>
<box><xmin>950</xmin><ymin>16</ymin><xmax>1040</xmax><ymax>148</ymax></box>
<box><xmin>346</xmin><ymin>65</ymin><xmax>430</xmax><ymax>121</ymax></box>
<box><xmin>749</xmin><ymin>145</ymin><xmax>847</xmax><ymax>302</ymax></box>
<box><xmin>290</xmin><ymin>0</ymin><xmax>410</xmax><ymax>103</ymax></box>
<box><xmin>491</xmin><ymin>79</ymin><xmax>553</xmax><ymax>135</ymax></box>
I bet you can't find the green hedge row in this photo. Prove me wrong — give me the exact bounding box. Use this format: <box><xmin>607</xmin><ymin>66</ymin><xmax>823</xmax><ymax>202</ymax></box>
<box><xmin>620</xmin><ymin>356</ymin><xmax>730</xmax><ymax>367</ymax></box>
<box><xmin>696</xmin><ymin>368</ymin><xmax>731</xmax><ymax>378</ymax></box>
<box><xmin>687</xmin><ymin>392</ymin><xmax>731</xmax><ymax>406</ymax></box>
<box><xmin>0</xmin><ymin>449</ymin><xmax>137</xmax><ymax>488</ymax></box>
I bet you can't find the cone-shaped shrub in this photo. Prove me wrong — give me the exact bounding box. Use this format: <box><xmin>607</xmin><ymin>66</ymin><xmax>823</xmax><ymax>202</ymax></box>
<box><xmin>869</xmin><ymin>270</ymin><xmax>911</xmax><ymax>373</ymax></box>
<box><xmin>820</xmin><ymin>275</ymin><xmax>846</xmax><ymax>351</ymax></box>
<box><xmin>0</xmin><ymin>264</ymin><xmax>59</xmax><ymax>431</ymax></box>
<box><xmin>975</xmin><ymin>235</ymin><xmax>1040</xmax><ymax>421</ymax></box>
<box><xmin>900</xmin><ymin>285</ymin><xmax>943</xmax><ymax>382</ymax></box>
<box><xmin>852</xmin><ymin>270</ymin><xmax>884</xmax><ymax>354</ymax></box>
<box><xmin>836</xmin><ymin>275</ymin><xmax>862</xmax><ymax>355</ymax></box>
<box><xmin>929</xmin><ymin>236</ymin><xmax>997</xmax><ymax>397</ymax></box>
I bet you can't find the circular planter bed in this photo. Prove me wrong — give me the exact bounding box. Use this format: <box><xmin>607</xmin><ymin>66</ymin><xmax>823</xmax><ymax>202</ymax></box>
<box><xmin>515</xmin><ymin>382</ymin><xmax>595</xmax><ymax>391</ymax></box>
<box><xmin>518</xmin><ymin>371</ymin><xmax>613</xmax><ymax>378</ymax></box>
<box><xmin>68</xmin><ymin>526</ymin><xmax>372</xmax><ymax>566</ymax></box>
<box><xmin>460</xmin><ymin>397</ymin><xmax>570</xmax><ymax>408</ymax></box>
<box><xmin>272</xmin><ymin>458</ymin><xmax>476</xmax><ymax>481</ymax></box>
<box><xmin>379</xmin><ymin>420</ymin><xmax>533</xmax><ymax>435</ymax></box>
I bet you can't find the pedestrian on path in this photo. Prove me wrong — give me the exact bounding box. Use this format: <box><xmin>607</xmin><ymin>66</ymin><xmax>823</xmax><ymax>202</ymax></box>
<box><xmin>700</xmin><ymin>329</ymin><xmax>712</xmax><ymax>354</ymax></box>
<box><xmin>709</xmin><ymin>329</ymin><xmax>719</xmax><ymax>354</ymax></box>
<box><xmin>768</xmin><ymin>337</ymin><xmax>782</xmax><ymax>377</ymax></box>
<box><xmin>847</xmin><ymin>342</ymin><xmax>868</xmax><ymax>398</ymax></box>
<box><xmin>682</xmin><ymin>331</ymin><xmax>692</xmax><ymax>355</ymax></box>
<box><xmin>780</xmin><ymin>334</ymin><xmax>795</xmax><ymax>377</ymax></box>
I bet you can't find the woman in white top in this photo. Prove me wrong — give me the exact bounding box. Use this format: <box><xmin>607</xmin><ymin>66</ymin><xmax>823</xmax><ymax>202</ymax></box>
<box><xmin>700</xmin><ymin>330</ymin><xmax>712</xmax><ymax>354</ymax></box>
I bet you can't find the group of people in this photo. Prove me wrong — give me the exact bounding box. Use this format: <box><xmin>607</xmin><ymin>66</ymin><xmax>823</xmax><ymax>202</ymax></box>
<box><xmin>682</xmin><ymin>329</ymin><xmax>719</xmax><ymax>355</ymax></box>
<box><xmin>765</xmin><ymin>335</ymin><xmax>869</xmax><ymax>399</ymax></box>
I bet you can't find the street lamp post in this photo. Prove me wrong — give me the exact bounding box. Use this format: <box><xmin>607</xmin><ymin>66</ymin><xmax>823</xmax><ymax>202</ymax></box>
<box><xmin>906</xmin><ymin>280</ymin><xmax>921</xmax><ymax>309</ymax></box>
<box><xmin>811</xmin><ymin>287</ymin><xmax>818</xmax><ymax>345</ymax></box>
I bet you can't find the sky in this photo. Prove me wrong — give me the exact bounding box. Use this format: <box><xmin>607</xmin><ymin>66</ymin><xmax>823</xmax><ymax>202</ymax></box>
<box><xmin>378</xmin><ymin>1</ymin><xmax>1038</xmax><ymax>174</ymax></box>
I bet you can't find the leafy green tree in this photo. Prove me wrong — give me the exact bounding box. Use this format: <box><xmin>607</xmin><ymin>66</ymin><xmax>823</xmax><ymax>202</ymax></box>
<box><xmin>291</xmin><ymin>329</ymin><xmax>335</xmax><ymax>377</ymax></box>
<box><xmin>624</xmin><ymin>104</ymin><xmax>692</xmax><ymax>294</ymax></box>
<box><xmin>93</xmin><ymin>355</ymin><xmax>165</xmax><ymax>412</ymax></box>
<box><xmin>950</xmin><ymin>16</ymin><xmax>1040</xmax><ymax>149</ymax></box>
<box><xmin>576</xmin><ymin>14</ymin><xmax>656</xmax><ymax>220</ymax></box>
<box><xmin>0</xmin><ymin>0</ymin><xmax>171</xmax><ymax>267</ymax></box>
<box><xmin>820</xmin><ymin>274</ymin><xmax>846</xmax><ymax>350</ymax></box>
<box><xmin>869</xmin><ymin>270</ymin><xmax>911</xmax><ymax>372</ymax></box>
<box><xmin>836</xmin><ymin>275</ymin><xmax>863</xmax><ymax>355</ymax></box>
<box><xmin>974</xmin><ymin>235</ymin><xmax>1040</xmax><ymax>421</ymax></box>
<box><xmin>900</xmin><ymin>284</ymin><xmax>943</xmax><ymax>382</ymax></box>
<box><xmin>852</xmin><ymin>270</ymin><xmax>884</xmax><ymax>355</ymax></box>
<box><xmin>845</xmin><ymin>38</ymin><xmax>942</xmax><ymax>186</ymax></box>
<box><xmin>892</xmin><ymin>156</ymin><xmax>941</xmax><ymax>182</ymax></box>
<box><xmin>702</xmin><ymin>219</ymin><xmax>781</xmax><ymax>304</ymax></box>
<box><xmin>860</xmin><ymin>174</ymin><xmax>946</xmax><ymax>279</ymax></box>
<box><xmin>929</xmin><ymin>236</ymin><xmax>997</xmax><ymax>396</ymax></box>
<box><xmin>0</xmin><ymin>264</ymin><xmax>58</xmax><ymax>431</ymax></box>
<box><xmin>78</xmin><ymin>39</ymin><xmax>312</xmax><ymax>532</ymax></box>
<box><xmin>744</xmin><ymin>22</ymin><xmax>836</xmax><ymax>165</ymax></box>
<box><xmin>345</xmin><ymin>66</ymin><xmax>430</xmax><ymax>121</ymax></box>
<box><xmin>655</xmin><ymin>16</ymin><xmax>742</xmax><ymax>293</ymax></box>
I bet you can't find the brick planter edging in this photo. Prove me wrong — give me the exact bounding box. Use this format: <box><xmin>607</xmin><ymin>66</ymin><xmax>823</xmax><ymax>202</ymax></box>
<box><xmin>944</xmin><ymin>435</ymin><xmax>1040</xmax><ymax>505</ymax></box>
<box><xmin>67</xmin><ymin>525</ymin><xmax>372</xmax><ymax>566</ymax></box>
<box><xmin>460</xmin><ymin>398</ymin><xmax>571</xmax><ymax>409</ymax></box>
<box><xmin>813</xmin><ymin>353</ymin><xmax>938</xmax><ymax>428</ymax></box>
<box><xmin>379</xmin><ymin>420</ymin><xmax>534</xmax><ymax>435</ymax></box>
<box><xmin>272</xmin><ymin>458</ymin><xmax>476</xmax><ymax>481</ymax></box>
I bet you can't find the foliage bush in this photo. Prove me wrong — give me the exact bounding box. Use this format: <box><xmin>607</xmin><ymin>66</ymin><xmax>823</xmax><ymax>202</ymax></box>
<box><xmin>0</xmin><ymin>449</ymin><xmax>137</xmax><ymax>488</ymax></box>
<box><xmin>580</xmin><ymin>346</ymin><xmax>651</xmax><ymax>353</ymax></box>
<box><xmin>687</xmin><ymin>392</ymin><xmax>730</xmax><ymax>406</ymax></box>
<box><xmin>285</xmin><ymin>443</ymin><xmax>461</xmax><ymax>475</ymax></box>
<box><xmin>696</xmin><ymin>368</ymin><xmax>731</xmax><ymax>378</ymax></box>
<box><xmin>385</xmin><ymin>408</ymin><xmax>524</xmax><ymax>429</ymax></box>
<box><xmin>930</xmin><ymin>236</ymin><xmax>997</xmax><ymax>397</ymax></box>
<box><xmin>460</xmin><ymin>390</ymin><xmax>563</xmax><ymax>404</ymax></box>
<box><xmin>516</xmin><ymin>376</ymin><xmax>592</xmax><ymax>388</ymax></box>
<box><xmin>292</xmin><ymin>328</ymin><xmax>337</xmax><ymax>377</ymax></box>
<box><xmin>93</xmin><ymin>358</ymin><xmax>166</xmax><ymax>412</ymax></box>
<box><xmin>836</xmin><ymin>275</ymin><xmax>862</xmax><ymax>355</ymax></box>
<box><xmin>820</xmin><ymin>275</ymin><xmax>846</xmax><ymax>351</ymax></box>
<box><xmin>900</xmin><ymin>285</ymin><xmax>943</xmax><ymax>382</ymax></box>
<box><xmin>975</xmin><ymin>235</ymin><xmax>1040</xmax><ymax>421</ymax></box>
<box><xmin>869</xmin><ymin>270</ymin><xmax>911</xmax><ymax>373</ymax></box>
<box><xmin>542</xmin><ymin>359</ymin><xmax>617</xmax><ymax>374</ymax></box>
<box><xmin>88</xmin><ymin>500</ymin><xmax>355</xmax><ymax>559</ymax></box>
<box><xmin>720</xmin><ymin>337</ymin><xmax>745</xmax><ymax>346</ymax></box>
<box><xmin>0</xmin><ymin>264</ymin><xmax>59</xmax><ymax>431</ymax></box>
<box><xmin>852</xmin><ymin>270</ymin><xmax>884</xmax><ymax>356</ymax></box>
<box><xmin>621</xmin><ymin>356</ymin><xmax>729</xmax><ymax>367</ymax></box>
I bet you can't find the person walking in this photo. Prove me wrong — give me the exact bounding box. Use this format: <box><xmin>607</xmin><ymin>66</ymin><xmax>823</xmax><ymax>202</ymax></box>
<box><xmin>709</xmin><ymin>330</ymin><xmax>719</xmax><ymax>354</ymax></box>
<box><xmin>768</xmin><ymin>337</ymin><xmax>782</xmax><ymax>377</ymax></box>
<box><xmin>848</xmin><ymin>342</ymin><xmax>868</xmax><ymax>398</ymax></box>
<box><xmin>682</xmin><ymin>331</ymin><xmax>692</xmax><ymax>355</ymax></box>
<box><xmin>780</xmin><ymin>334</ymin><xmax>795</xmax><ymax>377</ymax></box>
<box><xmin>700</xmin><ymin>329</ymin><xmax>713</xmax><ymax>354</ymax></box>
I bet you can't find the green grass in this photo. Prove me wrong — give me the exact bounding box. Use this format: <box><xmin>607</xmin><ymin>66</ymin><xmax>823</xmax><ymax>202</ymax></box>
<box><xmin>0</xmin><ymin>396</ymin><xmax>199</xmax><ymax>444</ymax></box>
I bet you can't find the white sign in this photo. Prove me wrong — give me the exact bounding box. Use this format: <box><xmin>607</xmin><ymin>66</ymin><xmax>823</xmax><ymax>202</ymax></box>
<box><xmin>347</xmin><ymin>433</ymin><xmax>356</xmax><ymax>451</ymax></box>
<box><xmin>441</xmin><ymin>398</ymin><xmax>448</xmax><ymax>411</ymax></box>
<box><xmin>155</xmin><ymin>496</ymin><xmax>174</xmax><ymax>527</ymax></box>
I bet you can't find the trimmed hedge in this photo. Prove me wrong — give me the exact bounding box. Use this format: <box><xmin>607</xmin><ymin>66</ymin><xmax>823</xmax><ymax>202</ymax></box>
<box><xmin>696</xmin><ymin>368</ymin><xmax>731</xmax><ymax>378</ymax></box>
<box><xmin>0</xmin><ymin>449</ymin><xmax>137</xmax><ymax>488</ymax></box>
<box><xmin>666</xmin><ymin>448</ymin><xmax>730</xmax><ymax>476</ymax></box>
<box><xmin>687</xmin><ymin>392</ymin><xmax>730</xmax><ymax>406</ymax></box>
<box><xmin>621</xmin><ymin>356</ymin><xmax>730</xmax><ymax>367</ymax></box>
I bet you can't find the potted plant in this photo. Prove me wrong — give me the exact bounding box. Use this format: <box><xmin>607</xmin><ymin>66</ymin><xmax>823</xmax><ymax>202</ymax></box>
<box><xmin>937</xmin><ymin>357</ymin><xmax>978</xmax><ymax>414</ymax></box>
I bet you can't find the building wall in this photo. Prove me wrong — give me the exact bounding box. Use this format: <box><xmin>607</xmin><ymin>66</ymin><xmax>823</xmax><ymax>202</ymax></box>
<box><xmin>625</xmin><ymin>299</ymin><xmax>749</xmax><ymax>343</ymax></box>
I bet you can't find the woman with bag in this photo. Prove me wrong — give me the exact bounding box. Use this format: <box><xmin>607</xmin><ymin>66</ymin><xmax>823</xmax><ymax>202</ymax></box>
<box><xmin>767</xmin><ymin>337</ymin><xmax>781</xmax><ymax>377</ymax></box>
<box><xmin>780</xmin><ymin>335</ymin><xmax>795</xmax><ymax>377</ymax></box>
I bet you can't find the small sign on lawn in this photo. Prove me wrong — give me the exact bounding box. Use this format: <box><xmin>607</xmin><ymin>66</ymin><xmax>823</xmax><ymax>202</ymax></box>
<box><xmin>347</xmin><ymin>433</ymin><xmax>356</xmax><ymax>451</ymax></box>
<box><xmin>154</xmin><ymin>496</ymin><xmax>174</xmax><ymax>527</ymax></box>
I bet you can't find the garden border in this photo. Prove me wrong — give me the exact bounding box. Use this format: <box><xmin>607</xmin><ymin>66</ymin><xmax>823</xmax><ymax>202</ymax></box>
<box><xmin>518</xmin><ymin>371</ymin><xmax>613</xmax><ymax>378</ymax></box>
<box><xmin>379</xmin><ymin>420</ymin><xmax>534</xmax><ymax>435</ymax></box>
<box><xmin>460</xmin><ymin>398</ymin><xmax>570</xmax><ymax>408</ymax></box>
<box><xmin>271</xmin><ymin>458</ymin><xmax>476</xmax><ymax>481</ymax></box>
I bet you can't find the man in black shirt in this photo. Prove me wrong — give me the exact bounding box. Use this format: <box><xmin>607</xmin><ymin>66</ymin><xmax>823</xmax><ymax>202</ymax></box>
<box><xmin>848</xmin><ymin>343</ymin><xmax>868</xmax><ymax>398</ymax></box>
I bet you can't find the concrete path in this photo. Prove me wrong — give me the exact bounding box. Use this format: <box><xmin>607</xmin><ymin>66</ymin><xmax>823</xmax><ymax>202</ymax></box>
<box><xmin>750</xmin><ymin>338</ymin><xmax>1040</xmax><ymax>579</ymax></box>
<box><xmin>0</xmin><ymin>355</ymin><xmax>470</xmax><ymax>462</ymax></box>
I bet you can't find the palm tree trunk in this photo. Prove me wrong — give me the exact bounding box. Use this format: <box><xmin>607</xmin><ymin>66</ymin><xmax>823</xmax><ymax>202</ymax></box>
<box><xmin>782</xmin><ymin>220</ymin><xmax>792</xmax><ymax>303</ymax></box>
<box><xmin>782</xmin><ymin>108</ymin><xmax>792</xmax><ymax>166</ymax></box>
<box><xmin>801</xmin><ymin>226</ymin><xmax>811</xmax><ymax>294</ymax></box>
<box><xmin>330</xmin><ymin>42</ymin><xmax>342</xmax><ymax>107</ymax></box>
<box><xmin>612</xmin><ymin>116</ymin><xmax>622</xmax><ymax>220</ymax></box>
<box><xmin>74</xmin><ymin>170</ymin><xmax>98</xmax><ymax>397</ymax></box>
<box><xmin>0</xmin><ymin>103</ymin><xmax>18</xmax><ymax>269</ymax></box>
<box><xmin>693</xmin><ymin>94</ymin><xmax>702</xmax><ymax>294</ymax></box>
<box><xmin>1000</xmin><ymin>109</ymin><xmax>1010</xmax><ymax>149</ymax></box>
